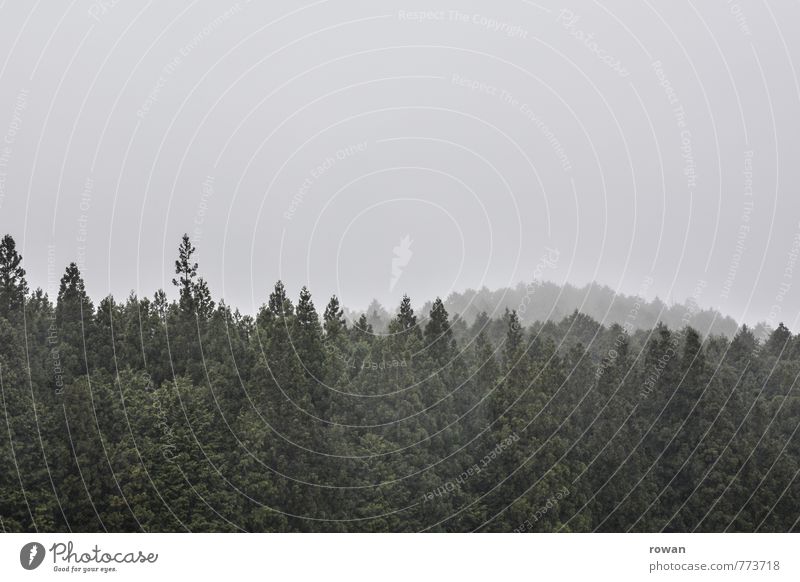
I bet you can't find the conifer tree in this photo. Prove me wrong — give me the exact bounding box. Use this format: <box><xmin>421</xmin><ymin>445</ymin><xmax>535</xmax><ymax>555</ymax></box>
<box><xmin>323</xmin><ymin>295</ymin><xmax>346</xmax><ymax>338</ymax></box>
<box><xmin>295</xmin><ymin>287</ymin><xmax>327</xmax><ymax>408</ymax></box>
<box><xmin>193</xmin><ymin>277</ymin><xmax>215</xmax><ymax>319</ymax></box>
<box><xmin>172</xmin><ymin>234</ymin><xmax>198</xmax><ymax>313</ymax></box>
<box><xmin>766</xmin><ymin>322</ymin><xmax>791</xmax><ymax>357</ymax></box>
<box><xmin>424</xmin><ymin>297</ymin><xmax>454</xmax><ymax>362</ymax></box>
<box><xmin>57</xmin><ymin>263</ymin><xmax>91</xmax><ymax>320</ymax></box>
<box><xmin>0</xmin><ymin>234</ymin><xmax>28</xmax><ymax>318</ymax></box>
<box><xmin>56</xmin><ymin>262</ymin><xmax>93</xmax><ymax>378</ymax></box>
<box><xmin>394</xmin><ymin>294</ymin><xmax>418</xmax><ymax>332</ymax></box>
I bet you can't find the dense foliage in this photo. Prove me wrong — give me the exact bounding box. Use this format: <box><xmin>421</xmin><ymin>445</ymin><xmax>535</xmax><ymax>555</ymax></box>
<box><xmin>0</xmin><ymin>234</ymin><xmax>798</xmax><ymax>532</ymax></box>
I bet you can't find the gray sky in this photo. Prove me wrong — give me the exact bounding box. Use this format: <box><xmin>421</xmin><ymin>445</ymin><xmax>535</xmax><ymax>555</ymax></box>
<box><xmin>0</xmin><ymin>0</ymin><xmax>798</xmax><ymax>329</ymax></box>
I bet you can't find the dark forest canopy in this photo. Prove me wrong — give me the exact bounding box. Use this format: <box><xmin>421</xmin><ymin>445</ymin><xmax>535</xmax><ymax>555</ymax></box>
<box><xmin>0</xmin><ymin>233</ymin><xmax>798</xmax><ymax>533</ymax></box>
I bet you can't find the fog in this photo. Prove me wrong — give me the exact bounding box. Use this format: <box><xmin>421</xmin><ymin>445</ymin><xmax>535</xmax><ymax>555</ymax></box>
<box><xmin>0</xmin><ymin>0</ymin><xmax>798</xmax><ymax>329</ymax></box>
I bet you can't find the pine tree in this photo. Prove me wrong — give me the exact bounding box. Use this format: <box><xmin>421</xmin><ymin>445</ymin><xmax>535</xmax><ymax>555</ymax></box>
<box><xmin>395</xmin><ymin>294</ymin><xmax>417</xmax><ymax>331</ymax></box>
<box><xmin>354</xmin><ymin>313</ymin><xmax>372</xmax><ymax>334</ymax></box>
<box><xmin>153</xmin><ymin>289</ymin><xmax>168</xmax><ymax>320</ymax></box>
<box><xmin>729</xmin><ymin>324</ymin><xmax>757</xmax><ymax>363</ymax></box>
<box><xmin>0</xmin><ymin>235</ymin><xmax>28</xmax><ymax>319</ymax></box>
<box><xmin>424</xmin><ymin>297</ymin><xmax>455</xmax><ymax>364</ymax></box>
<box><xmin>265</xmin><ymin>280</ymin><xmax>293</xmax><ymax>320</ymax></box>
<box><xmin>766</xmin><ymin>322</ymin><xmax>791</xmax><ymax>357</ymax></box>
<box><xmin>56</xmin><ymin>263</ymin><xmax>94</xmax><ymax>379</ymax></box>
<box><xmin>193</xmin><ymin>277</ymin><xmax>215</xmax><ymax>319</ymax></box>
<box><xmin>502</xmin><ymin>309</ymin><xmax>524</xmax><ymax>367</ymax></box>
<box><xmin>90</xmin><ymin>295</ymin><xmax>119</xmax><ymax>373</ymax></box>
<box><xmin>323</xmin><ymin>295</ymin><xmax>346</xmax><ymax>338</ymax></box>
<box><xmin>172</xmin><ymin>234</ymin><xmax>198</xmax><ymax>313</ymax></box>
<box><xmin>295</xmin><ymin>286</ymin><xmax>326</xmax><ymax>384</ymax></box>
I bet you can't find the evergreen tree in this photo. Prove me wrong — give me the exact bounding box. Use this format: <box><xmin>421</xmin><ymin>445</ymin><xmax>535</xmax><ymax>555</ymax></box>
<box><xmin>0</xmin><ymin>234</ymin><xmax>28</xmax><ymax>319</ymax></box>
<box><xmin>424</xmin><ymin>297</ymin><xmax>455</xmax><ymax>364</ymax></box>
<box><xmin>56</xmin><ymin>263</ymin><xmax>94</xmax><ymax>378</ymax></box>
<box><xmin>172</xmin><ymin>234</ymin><xmax>198</xmax><ymax>313</ymax></box>
<box><xmin>391</xmin><ymin>294</ymin><xmax>419</xmax><ymax>335</ymax></box>
<box><xmin>766</xmin><ymin>322</ymin><xmax>792</xmax><ymax>357</ymax></box>
<box><xmin>323</xmin><ymin>295</ymin><xmax>346</xmax><ymax>338</ymax></box>
<box><xmin>193</xmin><ymin>277</ymin><xmax>215</xmax><ymax>319</ymax></box>
<box><xmin>295</xmin><ymin>286</ymin><xmax>328</xmax><ymax>413</ymax></box>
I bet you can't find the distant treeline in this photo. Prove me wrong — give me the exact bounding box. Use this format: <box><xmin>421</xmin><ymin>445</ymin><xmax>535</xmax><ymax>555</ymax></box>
<box><xmin>352</xmin><ymin>279</ymin><xmax>741</xmax><ymax>338</ymax></box>
<box><xmin>0</xmin><ymin>233</ymin><xmax>797</xmax><ymax>533</ymax></box>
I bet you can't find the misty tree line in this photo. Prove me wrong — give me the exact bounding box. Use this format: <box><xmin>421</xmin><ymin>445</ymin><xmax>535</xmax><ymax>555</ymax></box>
<box><xmin>361</xmin><ymin>278</ymin><xmax>741</xmax><ymax>338</ymax></box>
<box><xmin>0</xmin><ymin>233</ymin><xmax>798</xmax><ymax>532</ymax></box>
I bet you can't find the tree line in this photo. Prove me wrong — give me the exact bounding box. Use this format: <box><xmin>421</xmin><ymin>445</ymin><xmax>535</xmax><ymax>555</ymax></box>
<box><xmin>0</xmin><ymin>233</ymin><xmax>798</xmax><ymax>532</ymax></box>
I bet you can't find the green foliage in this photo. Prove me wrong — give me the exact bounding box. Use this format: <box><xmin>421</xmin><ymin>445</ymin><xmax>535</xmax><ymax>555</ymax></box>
<box><xmin>0</xmin><ymin>234</ymin><xmax>27</xmax><ymax>319</ymax></box>
<box><xmin>0</xmin><ymin>232</ymin><xmax>798</xmax><ymax>533</ymax></box>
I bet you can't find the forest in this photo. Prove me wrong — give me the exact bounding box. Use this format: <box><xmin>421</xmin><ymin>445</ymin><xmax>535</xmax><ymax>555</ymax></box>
<box><xmin>0</xmin><ymin>233</ymin><xmax>798</xmax><ymax>533</ymax></box>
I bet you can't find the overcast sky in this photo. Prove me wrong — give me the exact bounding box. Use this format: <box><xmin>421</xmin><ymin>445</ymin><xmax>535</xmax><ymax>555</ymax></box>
<box><xmin>0</xmin><ymin>0</ymin><xmax>798</xmax><ymax>329</ymax></box>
